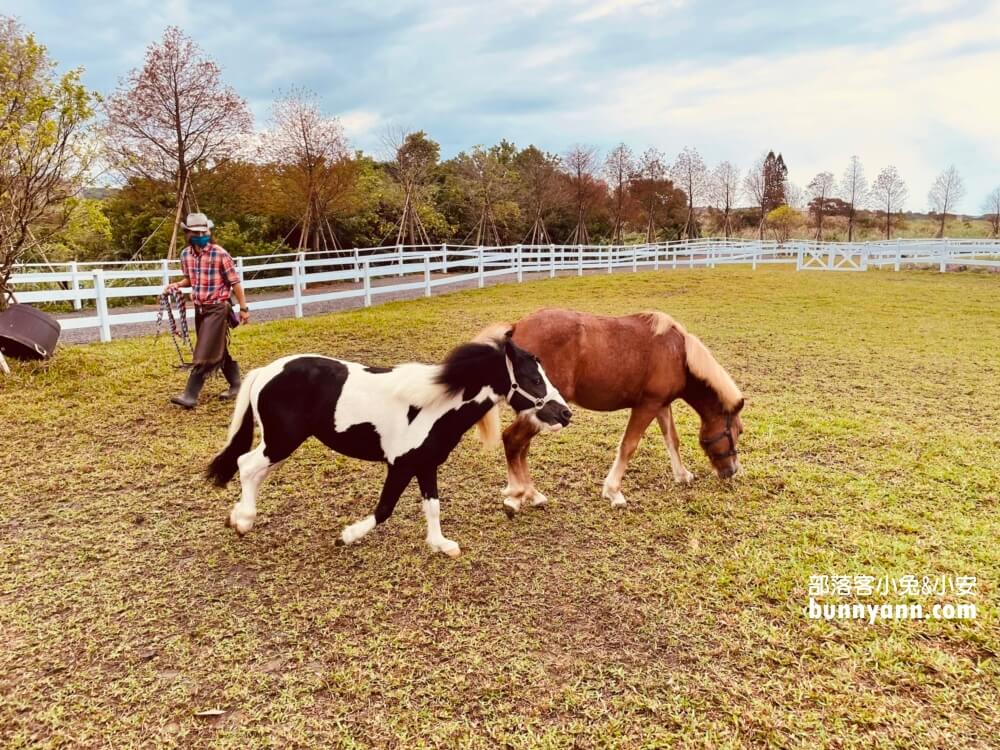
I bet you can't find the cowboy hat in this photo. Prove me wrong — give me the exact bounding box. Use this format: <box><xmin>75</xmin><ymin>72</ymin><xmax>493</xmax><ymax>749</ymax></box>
<box><xmin>181</xmin><ymin>212</ymin><xmax>215</xmax><ymax>231</ymax></box>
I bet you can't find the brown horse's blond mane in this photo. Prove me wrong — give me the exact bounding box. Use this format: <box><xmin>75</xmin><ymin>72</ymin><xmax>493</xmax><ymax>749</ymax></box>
<box><xmin>641</xmin><ymin>311</ymin><xmax>743</xmax><ymax>412</ymax></box>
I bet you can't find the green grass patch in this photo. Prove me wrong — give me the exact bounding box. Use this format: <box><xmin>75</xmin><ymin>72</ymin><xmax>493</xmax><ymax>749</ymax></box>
<box><xmin>1</xmin><ymin>266</ymin><xmax>998</xmax><ymax>748</ymax></box>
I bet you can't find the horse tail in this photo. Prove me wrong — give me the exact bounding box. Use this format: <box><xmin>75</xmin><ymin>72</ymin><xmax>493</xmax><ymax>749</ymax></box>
<box><xmin>475</xmin><ymin>404</ymin><xmax>502</xmax><ymax>450</ymax></box>
<box><xmin>206</xmin><ymin>368</ymin><xmax>259</xmax><ymax>487</ymax></box>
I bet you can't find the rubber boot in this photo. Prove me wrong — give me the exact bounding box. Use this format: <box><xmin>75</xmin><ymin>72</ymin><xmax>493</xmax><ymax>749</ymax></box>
<box><xmin>171</xmin><ymin>368</ymin><xmax>206</xmax><ymax>409</ymax></box>
<box><xmin>219</xmin><ymin>359</ymin><xmax>242</xmax><ymax>400</ymax></box>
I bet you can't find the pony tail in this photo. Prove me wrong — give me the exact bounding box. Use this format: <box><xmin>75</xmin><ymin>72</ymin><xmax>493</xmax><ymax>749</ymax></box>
<box><xmin>475</xmin><ymin>405</ymin><xmax>502</xmax><ymax>450</ymax></box>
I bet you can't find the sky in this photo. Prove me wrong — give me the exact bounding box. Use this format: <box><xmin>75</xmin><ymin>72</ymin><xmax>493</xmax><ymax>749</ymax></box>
<box><xmin>7</xmin><ymin>0</ymin><xmax>1000</xmax><ymax>213</ymax></box>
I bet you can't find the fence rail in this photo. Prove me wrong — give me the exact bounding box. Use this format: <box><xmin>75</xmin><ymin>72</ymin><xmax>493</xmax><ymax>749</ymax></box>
<box><xmin>9</xmin><ymin>238</ymin><xmax>1000</xmax><ymax>342</ymax></box>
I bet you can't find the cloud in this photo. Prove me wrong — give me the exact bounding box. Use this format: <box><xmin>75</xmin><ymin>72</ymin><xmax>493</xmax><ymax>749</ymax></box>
<box><xmin>6</xmin><ymin>0</ymin><xmax>999</xmax><ymax>211</ymax></box>
<box><xmin>571</xmin><ymin>0</ymin><xmax>684</xmax><ymax>23</ymax></box>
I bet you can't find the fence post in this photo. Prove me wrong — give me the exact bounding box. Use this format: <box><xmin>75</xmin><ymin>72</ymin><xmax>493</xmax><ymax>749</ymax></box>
<box><xmin>578</xmin><ymin>245</ymin><xmax>584</xmax><ymax>276</ymax></box>
<box><xmin>894</xmin><ymin>238</ymin><xmax>901</xmax><ymax>272</ymax></box>
<box><xmin>160</xmin><ymin>258</ymin><xmax>170</xmax><ymax>290</ymax></box>
<box><xmin>353</xmin><ymin>248</ymin><xmax>360</xmax><ymax>283</ymax></box>
<box><xmin>607</xmin><ymin>246</ymin><xmax>613</xmax><ymax>274</ymax></box>
<box><xmin>632</xmin><ymin>245</ymin><xmax>638</xmax><ymax>272</ymax></box>
<box><xmin>292</xmin><ymin>260</ymin><xmax>304</xmax><ymax>318</ymax></box>
<box><xmin>297</xmin><ymin>252</ymin><xmax>307</xmax><ymax>292</ymax></box>
<box><xmin>363</xmin><ymin>260</ymin><xmax>372</xmax><ymax>307</ymax></box>
<box><xmin>70</xmin><ymin>261</ymin><xmax>82</xmax><ymax>310</ymax></box>
<box><xmin>397</xmin><ymin>244</ymin><xmax>404</xmax><ymax>276</ymax></box>
<box><xmin>478</xmin><ymin>248</ymin><xmax>485</xmax><ymax>288</ymax></box>
<box><xmin>236</xmin><ymin>256</ymin><xmax>245</xmax><ymax>285</ymax></box>
<box><xmin>93</xmin><ymin>269</ymin><xmax>111</xmax><ymax>343</ymax></box>
<box><xmin>752</xmin><ymin>248</ymin><xmax>758</xmax><ymax>271</ymax></box>
<box><xmin>516</xmin><ymin>244</ymin><xmax>524</xmax><ymax>283</ymax></box>
<box><xmin>940</xmin><ymin>238</ymin><xmax>948</xmax><ymax>273</ymax></box>
<box><xmin>549</xmin><ymin>245</ymin><xmax>556</xmax><ymax>278</ymax></box>
<box><xmin>424</xmin><ymin>254</ymin><xmax>432</xmax><ymax>297</ymax></box>
<box><xmin>861</xmin><ymin>243</ymin><xmax>869</xmax><ymax>271</ymax></box>
<box><xmin>796</xmin><ymin>245</ymin><xmax>803</xmax><ymax>270</ymax></box>
<box><xmin>441</xmin><ymin>243</ymin><xmax>448</xmax><ymax>274</ymax></box>
<box><xmin>653</xmin><ymin>245</ymin><xmax>659</xmax><ymax>271</ymax></box>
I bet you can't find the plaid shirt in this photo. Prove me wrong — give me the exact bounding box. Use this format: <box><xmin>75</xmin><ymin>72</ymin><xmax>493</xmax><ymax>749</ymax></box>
<box><xmin>180</xmin><ymin>243</ymin><xmax>241</xmax><ymax>305</ymax></box>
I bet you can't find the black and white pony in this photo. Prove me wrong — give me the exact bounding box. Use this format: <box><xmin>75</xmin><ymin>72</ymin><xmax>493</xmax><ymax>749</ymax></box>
<box><xmin>206</xmin><ymin>330</ymin><xmax>571</xmax><ymax>557</ymax></box>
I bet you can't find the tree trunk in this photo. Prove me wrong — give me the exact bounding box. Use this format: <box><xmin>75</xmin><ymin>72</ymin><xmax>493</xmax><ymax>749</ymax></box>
<box><xmin>166</xmin><ymin>179</ymin><xmax>188</xmax><ymax>261</ymax></box>
<box><xmin>847</xmin><ymin>207</ymin><xmax>855</xmax><ymax>242</ymax></box>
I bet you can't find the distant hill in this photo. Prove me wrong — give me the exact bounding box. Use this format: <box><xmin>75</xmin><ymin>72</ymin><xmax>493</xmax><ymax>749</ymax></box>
<box><xmin>81</xmin><ymin>187</ymin><xmax>119</xmax><ymax>200</ymax></box>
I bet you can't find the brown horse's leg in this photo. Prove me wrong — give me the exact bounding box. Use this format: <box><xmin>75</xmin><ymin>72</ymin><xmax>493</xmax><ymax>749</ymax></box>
<box><xmin>656</xmin><ymin>404</ymin><xmax>695</xmax><ymax>484</ymax></box>
<box><xmin>602</xmin><ymin>404</ymin><xmax>659</xmax><ymax>508</ymax></box>
<box><xmin>502</xmin><ymin>417</ymin><xmax>541</xmax><ymax>516</ymax></box>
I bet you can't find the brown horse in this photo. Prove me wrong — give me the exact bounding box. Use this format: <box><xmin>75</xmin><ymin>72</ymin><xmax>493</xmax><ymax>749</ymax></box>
<box><xmin>490</xmin><ymin>309</ymin><xmax>744</xmax><ymax>514</ymax></box>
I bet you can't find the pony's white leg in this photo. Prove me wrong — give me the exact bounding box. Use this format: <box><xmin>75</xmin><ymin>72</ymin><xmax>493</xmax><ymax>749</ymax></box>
<box><xmin>229</xmin><ymin>445</ymin><xmax>274</xmax><ymax>535</ymax></box>
<box><xmin>422</xmin><ymin>498</ymin><xmax>460</xmax><ymax>558</ymax></box>
<box><xmin>656</xmin><ymin>404</ymin><xmax>695</xmax><ymax>484</ymax></box>
<box><xmin>602</xmin><ymin>405</ymin><xmax>658</xmax><ymax>508</ymax></box>
<box><xmin>338</xmin><ymin>467</ymin><xmax>411</xmax><ymax>547</ymax></box>
<box><xmin>339</xmin><ymin>515</ymin><xmax>376</xmax><ymax>545</ymax></box>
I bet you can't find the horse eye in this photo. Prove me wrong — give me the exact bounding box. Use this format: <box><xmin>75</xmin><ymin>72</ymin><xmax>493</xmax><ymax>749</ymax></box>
<box><xmin>532</xmin><ymin>376</ymin><xmax>543</xmax><ymax>386</ymax></box>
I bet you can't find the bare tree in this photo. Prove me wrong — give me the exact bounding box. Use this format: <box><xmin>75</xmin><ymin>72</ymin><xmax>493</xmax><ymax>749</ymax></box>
<box><xmin>0</xmin><ymin>18</ymin><xmax>96</xmax><ymax>309</ymax></box>
<box><xmin>634</xmin><ymin>148</ymin><xmax>668</xmax><ymax>243</ymax></box>
<box><xmin>514</xmin><ymin>146</ymin><xmax>561</xmax><ymax>245</ymax></box>
<box><xmin>261</xmin><ymin>89</ymin><xmax>355</xmax><ymax>251</ymax></box>
<box><xmin>806</xmin><ymin>171</ymin><xmax>835</xmax><ymax>240</ymax></box>
<box><xmin>103</xmin><ymin>27</ymin><xmax>252</xmax><ymax>258</ymax></box>
<box><xmin>983</xmin><ymin>186</ymin><xmax>1000</xmax><ymax>238</ymax></box>
<box><xmin>928</xmin><ymin>165</ymin><xmax>966</xmax><ymax>238</ymax></box>
<box><xmin>383</xmin><ymin>128</ymin><xmax>440</xmax><ymax>246</ymax></box>
<box><xmin>671</xmin><ymin>146</ymin><xmax>707</xmax><ymax>239</ymax></box>
<box><xmin>744</xmin><ymin>154</ymin><xmax>768</xmax><ymax>240</ymax></box>
<box><xmin>563</xmin><ymin>144</ymin><xmax>600</xmax><ymax>245</ymax></box>
<box><xmin>604</xmin><ymin>143</ymin><xmax>635</xmax><ymax>244</ymax></box>
<box><xmin>840</xmin><ymin>156</ymin><xmax>867</xmax><ymax>242</ymax></box>
<box><xmin>710</xmin><ymin>161</ymin><xmax>740</xmax><ymax>239</ymax></box>
<box><xmin>871</xmin><ymin>165</ymin><xmax>908</xmax><ymax>239</ymax></box>
<box><xmin>784</xmin><ymin>181</ymin><xmax>805</xmax><ymax>210</ymax></box>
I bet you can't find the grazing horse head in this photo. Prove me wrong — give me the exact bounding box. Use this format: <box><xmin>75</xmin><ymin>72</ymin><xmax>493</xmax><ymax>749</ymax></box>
<box><xmin>682</xmin><ymin>331</ymin><xmax>745</xmax><ymax>479</ymax></box>
<box><xmin>698</xmin><ymin>399</ymin><xmax>744</xmax><ymax>479</ymax></box>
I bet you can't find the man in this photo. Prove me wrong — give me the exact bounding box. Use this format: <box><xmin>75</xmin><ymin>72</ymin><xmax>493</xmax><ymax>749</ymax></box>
<box><xmin>164</xmin><ymin>212</ymin><xmax>250</xmax><ymax>408</ymax></box>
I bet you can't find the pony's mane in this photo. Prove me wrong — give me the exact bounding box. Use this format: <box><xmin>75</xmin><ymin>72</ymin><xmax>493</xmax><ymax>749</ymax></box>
<box><xmin>385</xmin><ymin>362</ymin><xmax>446</xmax><ymax>408</ymax></box>
<box><xmin>379</xmin><ymin>341</ymin><xmax>503</xmax><ymax>450</ymax></box>
<box><xmin>641</xmin><ymin>311</ymin><xmax>743</xmax><ymax>413</ymax></box>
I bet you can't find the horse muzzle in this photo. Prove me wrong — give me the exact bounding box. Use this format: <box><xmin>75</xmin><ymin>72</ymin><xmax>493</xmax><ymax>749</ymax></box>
<box><xmin>535</xmin><ymin>401</ymin><xmax>572</xmax><ymax>430</ymax></box>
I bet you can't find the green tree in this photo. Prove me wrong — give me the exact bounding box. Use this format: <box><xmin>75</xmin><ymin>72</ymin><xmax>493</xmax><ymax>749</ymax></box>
<box><xmin>0</xmin><ymin>18</ymin><xmax>97</xmax><ymax>309</ymax></box>
<box><xmin>766</xmin><ymin>205</ymin><xmax>802</xmax><ymax>244</ymax></box>
<box><xmin>46</xmin><ymin>198</ymin><xmax>112</xmax><ymax>261</ymax></box>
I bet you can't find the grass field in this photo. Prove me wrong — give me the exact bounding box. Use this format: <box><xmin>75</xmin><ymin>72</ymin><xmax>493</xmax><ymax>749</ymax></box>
<box><xmin>1</xmin><ymin>266</ymin><xmax>998</xmax><ymax>748</ymax></box>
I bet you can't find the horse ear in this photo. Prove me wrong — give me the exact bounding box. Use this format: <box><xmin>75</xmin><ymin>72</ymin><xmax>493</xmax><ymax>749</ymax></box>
<box><xmin>503</xmin><ymin>327</ymin><xmax>514</xmax><ymax>339</ymax></box>
<box><xmin>735</xmin><ymin>397</ymin><xmax>745</xmax><ymax>413</ymax></box>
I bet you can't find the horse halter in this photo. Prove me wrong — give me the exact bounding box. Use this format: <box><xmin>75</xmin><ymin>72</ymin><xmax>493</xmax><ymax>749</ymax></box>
<box><xmin>699</xmin><ymin>411</ymin><xmax>738</xmax><ymax>460</ymax></box>
<box><xmin>504</xmin><ymin>354</ymin><xmax>546</xmax><ymax>409</ymax></box>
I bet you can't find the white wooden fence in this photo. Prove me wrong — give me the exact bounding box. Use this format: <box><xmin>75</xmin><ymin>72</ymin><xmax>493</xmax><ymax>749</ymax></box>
<box><xmin>9</xmin><ymin>238</ymin><xmax>1000</xmax><ymax>342</ymax></box>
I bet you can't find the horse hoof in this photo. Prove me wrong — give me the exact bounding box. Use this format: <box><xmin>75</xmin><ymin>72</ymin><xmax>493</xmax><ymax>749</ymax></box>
<box><xmin>530</xmin><ymin>491</ymin><xmax>548</xmax><ymax>508</ymax></box>
<box><xmin>334</xmin><ymin>538</ymin><xmax>345</xmax><ymax>547</ymax></box>
<box><xmin>442</xmin><ymin>543</ymin><xmax>461</xmax><ymax>558</ymax></box>
<box><xmin>228</xmin><ymin>510</ymin><xmax>253</xmax><ymax>535</ymax></box>
<box><xmin>602</xmin><ymin>484</ymin><xmax>626</xmax><ymax>508</ymax></box>
<box><xmin>502</xmin><ymin>498</ymin><xmax>521</xmax><ymax>518</ymax></box>
<box><xmin>675</xmin><ymin>470</ymin><xmax>695</xmax><ymax>485</ymax></box>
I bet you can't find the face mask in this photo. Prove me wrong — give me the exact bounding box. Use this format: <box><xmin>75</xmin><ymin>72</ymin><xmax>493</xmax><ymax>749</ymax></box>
<box><xmin>191</xmin><ymin>235</ymin><xmax>210</xmax><ymax>248</ymax></box>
